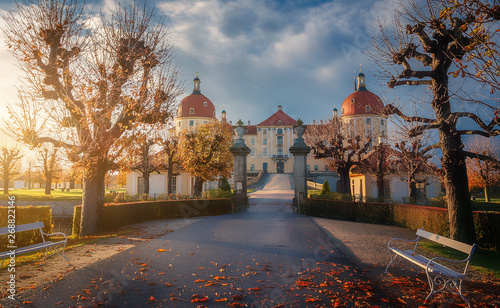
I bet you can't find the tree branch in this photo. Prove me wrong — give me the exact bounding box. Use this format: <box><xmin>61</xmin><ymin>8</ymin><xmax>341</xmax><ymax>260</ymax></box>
<box><xmin>383</xmin><ymin>104</ymin><xmax>436</xmax><ymax>123</ymax></box>
<box><xmin>36</xmin><ymin>136</ymin><xmax>77</xmax><ymax>150</ymax></box>
<box><xmin>463</xmin><ymin>150</ymin><xmax>500</xmax><ymax>169</ymax></box>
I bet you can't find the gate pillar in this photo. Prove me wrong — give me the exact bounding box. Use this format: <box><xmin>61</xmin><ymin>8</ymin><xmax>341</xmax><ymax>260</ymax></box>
<box><xmin>289</xmin><ymin>119</ymin><xmax>310</xmax><ymax>213</ymax></box>
<box><xmin>229</xmin><ymin>120</ymin><xmax>251</xmax><ymax>211</ymax></box>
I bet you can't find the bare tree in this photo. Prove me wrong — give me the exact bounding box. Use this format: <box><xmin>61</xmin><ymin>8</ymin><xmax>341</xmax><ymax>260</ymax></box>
<box><xmin>23</xmin><ymin>156</ymin><xmax>37</xmax><ymax>189</ymax></box>
<box><xmin>369</xmin><ymin>0</ymin><xmax>500</xmax><ymax>242</ymax></box>
<box><xmin>360</xmin><ymin>143</ymin><xmax>396</xmax><ymax>201</ymax></box>
<box><xmin>160</xmin><ymin>137</ymin><xmax>179</xmax><ymax>195</ymax></box>
<box><xmin>304</xmin><ymin>117</ymin><xmax>371</xmax><ymax>195</ymax></box>
<box><xmin>466</xmin><ymin>136</ymin><xmax>500</xmax><ymax>202</ymax></box>
<box><xmin>441</xmin><ymin>0</ymin><xmax>500</xmax><ymax>93</ymax></box>
<box><xmin>2</xmin><ymin>0</ymin><xmax>183</xmax><ymax>235</ymax></box>
<box><xmin>0</xmin><ymin>144</ymin><xmax>23</xmax><ymax>194</ymax></box>
<box><xmin>36</xmin><ymin>144</ymin><xmax>61</xmax><ymax>195</ymax></box>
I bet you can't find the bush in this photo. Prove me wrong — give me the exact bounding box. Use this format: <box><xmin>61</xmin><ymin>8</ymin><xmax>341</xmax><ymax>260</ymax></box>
<box><xmin>320</xmin><ymin>180</ymin><xmax>331</xmax><ymax>195</ymax></box>
<box><xmin>73</xmin><ymin>198</ymin><xmax>232</xmax><ymax>236</ymax></box>
<box><xmin>220</xmin><ymin>177</ymin><xmax>231</xmax><ymax>191</ymax></box>
<box><xmin>203</xmin><ymin>188</ymin><xmax>233</xmax><ymax>199</ymax></box>
<box><xmin>0</xmin><ymin>206</ymin><xmax>52</xmax><ymax>247</ymax></box>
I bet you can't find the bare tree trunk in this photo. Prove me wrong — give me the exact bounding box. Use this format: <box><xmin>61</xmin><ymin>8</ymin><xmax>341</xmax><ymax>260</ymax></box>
<box><xmin>80</xmin><ymin>159</ymin><xmax>106</xmax><ymax>236</ymax></box>
<box><xmin>3</xmin><ymin>174</ymin><xmax>9</xmax><ymax>195</ymax></box>
<box><xmin>167</xmin><ymin>155</ymin><xmax>173</xmax><ymax>195</ymax></box>
<box><xmin>441</xmin><ymin>131</ymin><xmax>475</xmax><ymax>243</ymax></box>
<box><xmin>143</xmin><ymin>172</ymin><xmax>150</xmax><ymax>195</ymax></box>
<box><xmin>337</xmin><ymin>167</ymin><xmax>351</xmax><ymax>195</ymax></box>
<box><xmin>193</xmin><ymin>177</ymin><xmax>204</xmax><ymax>197</ymax></box>
<box><xmin>484</xmin><ymin>186</ymin><xmax>490</xmax><ymax>203</ymax></box>
<box><xmin>44</xmin><ymin>175</ymin><xmax>52</xmax><ymax>195</ymax></box>
<box><xmin>408</xmin><ymin>170</ymin><xmax>417</xmax><ymax>201</ymax></box>
<box><xmin>376</xmin><ymin>173</ymin><xmax>384</xmax><ymax>201</ymax></box>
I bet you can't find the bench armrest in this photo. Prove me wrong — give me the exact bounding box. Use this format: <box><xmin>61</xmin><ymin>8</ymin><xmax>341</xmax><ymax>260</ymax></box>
<box><xmin>41</xmin><ymin>230</ymin><xmax>68</xmax><ymax>243</ymax></box>
<box><xmin>388</xmin><ymin>237</ymin><xmax>419</xmax><ymax>251</ymax></box>
<box><xmin>426</xmin><ymin>255</ymin><xmax>472</xmax><ymax>276</ymax></box>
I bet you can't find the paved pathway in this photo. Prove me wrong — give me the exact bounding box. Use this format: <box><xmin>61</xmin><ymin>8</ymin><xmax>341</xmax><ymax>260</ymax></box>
<box><xmin>3</xmin><ymin>173</ymin><xmax>394</xmax><ymax>307</ymax></box>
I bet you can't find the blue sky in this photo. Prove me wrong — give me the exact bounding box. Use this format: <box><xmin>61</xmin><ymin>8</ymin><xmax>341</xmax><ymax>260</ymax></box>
<box><xmin>0</xmin><ymin>0</ymin><xmax>497</xmax><ymax>143</ymax></box>
<box><xmin>0</xmin><ymin>0</ymin><xmax>401</xmax><ymax>129</ymax></box>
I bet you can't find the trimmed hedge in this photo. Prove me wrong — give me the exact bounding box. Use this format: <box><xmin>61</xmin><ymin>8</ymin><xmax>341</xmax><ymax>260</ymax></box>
<box><xmin>73</xmin><ymin>199</ymin><xmax>232</xmax><ymax>236</ymax></box>
<box><xmin>0</xmin><ymin>206</ymin><xmax>52</xmax><ymax>247</ymax></box>
<box><xmin>303</xmin><ymin>199</ymin><xmax>500</xmax><ymax>249</ymax></box>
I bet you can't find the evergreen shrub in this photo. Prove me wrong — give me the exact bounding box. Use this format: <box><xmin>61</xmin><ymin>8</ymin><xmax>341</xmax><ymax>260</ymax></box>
<box><xmin>0</xmin><ymin>206</ymin><xmax>52</xmax><ymax>247</ymax></box>
<box><xmin>73</xmin><ymin>198</ymin><xmax>232</xmax><ymax>236</ymax></box>
<box><xmin>320</xmin><ymin>180</ymin><xmax>331</xmax><ymax>195</ymax></box>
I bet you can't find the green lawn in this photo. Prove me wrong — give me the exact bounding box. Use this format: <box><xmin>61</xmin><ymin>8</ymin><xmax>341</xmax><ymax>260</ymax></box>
<box><xmin>419</xmin><ymin>242</ymin><xmax>500</xmax><ymax>278</ymax></box>
<box><xmin>0</xmin><ymin>188</ymin><xmax>125</xmax><ymax>202</ymax></box>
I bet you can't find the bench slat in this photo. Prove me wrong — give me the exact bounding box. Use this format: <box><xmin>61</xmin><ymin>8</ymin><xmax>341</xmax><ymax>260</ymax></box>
<box><xmin>0</xmin><ymin>241</ymin><xmax>69</xmax><ymax>259</ymax></box>
<box><xmin>0</xmin><ymin>222</ymin><xmax>45</xmax><ymax>235</ymax></box>
<box><xmin>389</xmin><ymin>247</ymin><xmax>465</xmax><ymax>279</ymax></box>
<box><xmin>416</xmin><ymin>229</ymin><xmax>473</xmax><ymax>254</ymax></box>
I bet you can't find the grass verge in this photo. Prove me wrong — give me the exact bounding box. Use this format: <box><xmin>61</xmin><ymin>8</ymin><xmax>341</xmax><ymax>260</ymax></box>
<box><xmin>419</xmin><ymin>241</ymin><xmax>500</xmax><ymax>279</ymax></box>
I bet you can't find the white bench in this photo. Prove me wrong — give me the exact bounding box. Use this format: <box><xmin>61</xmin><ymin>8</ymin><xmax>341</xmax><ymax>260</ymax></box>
<box><xmin>386</xmin><ymin>228</ymin><xmax>476</xmax><ymax>307</ymax></box>
<box><xmin>0</xmin><ymin>222</ymin><xmax>70</xmax><ymax>266</ymax></box>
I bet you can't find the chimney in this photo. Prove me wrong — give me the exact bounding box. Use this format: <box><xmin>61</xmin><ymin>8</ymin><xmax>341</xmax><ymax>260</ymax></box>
<box><xmin>278</xmin><ymin>105</ymin><xmax>282</xmax><ymax>110</ymax></box>
<box><xmin>248</xmin><ymin>120</ymin><xmax>250</xmax><ymax>125</ymax></box>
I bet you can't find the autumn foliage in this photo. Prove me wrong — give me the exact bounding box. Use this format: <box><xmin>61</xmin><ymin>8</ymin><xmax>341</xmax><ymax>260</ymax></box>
<box><xmin>177</xmin><ymin>120</ymin><xmax>234</xmax><ymax>196</ymax></box>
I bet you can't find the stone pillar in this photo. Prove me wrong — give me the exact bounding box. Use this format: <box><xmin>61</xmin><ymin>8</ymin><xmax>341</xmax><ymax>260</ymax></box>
<box><xmin>289</xmin><ymin>119</ymin><xmax>310</xmax><ymax>213</ymax></box>
<box><xmin>229</xmin><ymin>120</ymin><xmax>251</xmax><ymax>210</ymax></box>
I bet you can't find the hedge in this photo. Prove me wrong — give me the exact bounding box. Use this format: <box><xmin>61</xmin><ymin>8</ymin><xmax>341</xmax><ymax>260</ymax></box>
<box><xmin>0</xmin><ymin>206</ymin><xmax>52</xmax><ymax>247</ymax></box>
<box><xmin>303</xmin><ymin>198</ymin><xmax>500</xmax><ymax>249</ymax></box>
<box><xmin>73</xmin><ymin>198</ymin><xmax>232</xmax><ymax>236</ymax></box>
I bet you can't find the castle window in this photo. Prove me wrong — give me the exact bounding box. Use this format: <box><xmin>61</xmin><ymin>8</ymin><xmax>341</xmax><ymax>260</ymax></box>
<box><xmin>351</xmin><ymin>98</ymin><xmax>355</xmax><ymax>104</ymax></box>
<box><xmin>251</xmin><ymin>148</ymin><xmax>255</xmax><ymax>156</ymax></box>
<box><xmin>366</xmin><ymin>105</ymin><xmax>371</xmax><ymax>112</ymax></box>
<box><xmin>278</xmin><ymin>120</ymin><xmax>282</xmax><ymax>125</ymax></box>
<box><xmin>189</xmin><ymin>108</ymin><xmax>194</xmax><ymax>114</ymax></box>
<box><xmin>203</xmin><ymin>101</ymin><xmax>207</xmax><ymax>107</ymax></box>
<box><xmin>263</xmin><ymin>148</ymin><xmax>267</xmax><ymax>156</ymax></box>
<box><xmin>263</xmin><ymin>138</ymin><xmax>267</xmax><ymax>145</ymax></box>
<box><xmin>250</xmin><ymin>164</ymin><xmax>255</xmax><ymax>171</ymax></box>
<box><xmin>366</xmin><ymin>118</ymin><xmax>371</xmax><ymax>124</ymax></box>
<box><xmin>189</xmin><ymin>120</ymin><xmax>194</xmax><ymax>126</ymax></box>
<box><xmin>263</xmin><ymin>129</ymin><xmax>267</xmax><ymax>134</ymax></box>
<box><xmin>277</xmin><ymin>128</ymin><xmax>283</xmax><ymax>134</ymax></box>
<box><xmin>277</xmin><ymin>136</ymin><xmax>283</xmax><ymax>145</ymax></box>
<box><xmin>381</xmin><ymin>119</ymin><xmax>385</xmax><ymax>126</ymax></box>
<box><xmin>251</xmin><ymin>138</ymin><xmax>255</xmax><ymax>145</ymax></box>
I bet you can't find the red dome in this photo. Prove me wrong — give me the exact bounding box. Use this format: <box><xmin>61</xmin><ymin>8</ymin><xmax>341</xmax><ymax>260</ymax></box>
<box><xmin>341</xmin><ymin>89</ymin><xmax>384</xmax><ymax>117</ymax></box>
<box><xmin>177</xmin><ymin>93</ymin><xmax>216</xmax><ymax>119</ymax></box>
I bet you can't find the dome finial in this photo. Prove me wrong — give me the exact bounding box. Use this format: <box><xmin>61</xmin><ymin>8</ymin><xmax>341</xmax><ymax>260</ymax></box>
<box><xmin>193</xmin><ymin>73</ymin><xmax>201</xmax><ymax>94</ymax></box>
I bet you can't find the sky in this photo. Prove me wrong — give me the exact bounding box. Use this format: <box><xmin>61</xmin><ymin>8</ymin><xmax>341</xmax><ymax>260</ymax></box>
<box><xmin>0</xmin><ymin>0</ymin><xmax>402</xmax><ymax>135</ymax></box>
<box><xmin>0</xmin><ymin>0</ymin><xmax>496</xmax><ymax>143</ymax></box>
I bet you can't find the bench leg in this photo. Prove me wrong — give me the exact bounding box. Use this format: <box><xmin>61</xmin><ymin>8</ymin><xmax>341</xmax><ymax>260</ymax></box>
<box><xmin>385</xmin><ymin>249</ymin><xmax>401</xmax><ymax>273</ymax></box>
<box><xmin>425</xmin><ymin>273</ymin><xmax>470</xmax><ymax>308</ymax></box>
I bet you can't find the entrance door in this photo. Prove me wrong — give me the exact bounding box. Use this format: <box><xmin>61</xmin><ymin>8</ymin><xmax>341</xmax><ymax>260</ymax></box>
<box><xmin>277</xmin><ymin>161</ymin><xmax>284</xmax><ymax>173</ymax></box>
<box><xmin>263</xmin><ymin>163</ymin><xmax>268</xmax><ymax>171</ymax></box>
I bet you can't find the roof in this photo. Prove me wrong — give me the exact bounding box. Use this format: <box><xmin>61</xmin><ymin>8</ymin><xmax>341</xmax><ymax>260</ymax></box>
<box><xmin>257</xmin><ymin>109</ymin><xmax>296</xmax><ymax>126</ymax></box>
<box><xmin>246</xmin><ymin>125</ymin><xmax>257</xmax><ymax>135</ymax></box>
<box><xmin>341</xmin><ymin>90</ymin><xmax>384</xmax><ymax>117</ymax></box>
<box><xmin>177</xmin><ymin>94</ymin><xmax>216</xmax><ymax>118</ymax></box>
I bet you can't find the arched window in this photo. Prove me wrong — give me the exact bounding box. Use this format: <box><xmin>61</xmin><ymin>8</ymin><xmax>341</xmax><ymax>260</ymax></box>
<box><xmin>189</xmin><ymin>108</ymin><xmax>194</xmax><ymax>114</ymax></box>
<box><xmin>203</xmin><ymin>101</ymin><xmax>207</xmax><ymax>107</ymax></box>
<box><xmin>278</xmin><ymin>120</ymin><xmax>282</xmax><ymax>125</ymax></box>
<box><xmin>277</xmin><ymin>128</ymin><xmax>283</xmax><ymax>134</ymax></box>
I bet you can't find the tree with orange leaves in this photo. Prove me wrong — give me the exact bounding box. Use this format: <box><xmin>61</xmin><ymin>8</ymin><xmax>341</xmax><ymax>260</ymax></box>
<box><xmin>466</xmin><ymin>136</ymin><xmax>500</xmax><ymax>202</ymax></box>
<box><xmin>178</xmin><ymin>120</ymin><xmax>234</xmax><ymax>197</ymax></box>
<box><xmin>2</xmin><ymin>0</ymin><xmax>183</xmax><ymax>235</ymax></box>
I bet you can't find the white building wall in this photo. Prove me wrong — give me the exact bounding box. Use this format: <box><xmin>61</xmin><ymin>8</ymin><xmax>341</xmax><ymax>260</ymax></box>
<box><xmin>390</xmin><ymin>177</ymin><xmax>408</xmax><ymax>203</ymax></box>
<box><xmin>126</xmin><ymin>174</ymin><xmax>138</xmax><ymax>194</ymax></box>
<box><xmin>149</xmin><ymin>174</ymin><xmax>166</xmax><ymax>195</ymax></box>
